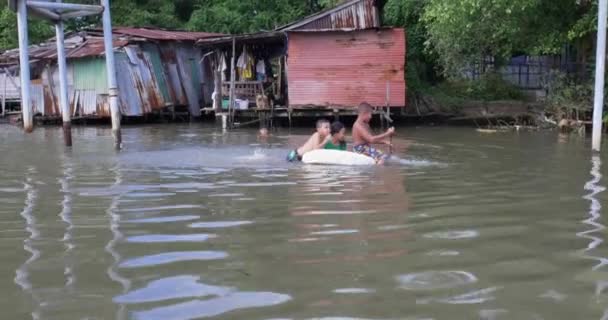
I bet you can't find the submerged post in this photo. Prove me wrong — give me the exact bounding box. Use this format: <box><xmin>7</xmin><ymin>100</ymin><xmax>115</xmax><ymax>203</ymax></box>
<box><xmin>593</xmin><ymin>0</ymin><xmax>608</xmax><ymax>152</ymax></box>
<box><xmin>101</xmin><ymin>0</ymin><xmax>121</xmax><ymax>149</ymax></box>
<box><xmin>17</xmin><ymin>0</ymin><xmax>33</xmax><ymax>132</ymax></box>
<box><xmin>55</xmin><ymin>17</ymin><xmax>72</xmax><ymax>146</ymax></box>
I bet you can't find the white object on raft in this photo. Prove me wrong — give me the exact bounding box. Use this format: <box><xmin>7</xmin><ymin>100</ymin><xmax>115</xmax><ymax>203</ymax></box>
<box><xmin>302</xmin><ymin>149</ymin><xmax>376</xmax><ymax>166</ymax></box>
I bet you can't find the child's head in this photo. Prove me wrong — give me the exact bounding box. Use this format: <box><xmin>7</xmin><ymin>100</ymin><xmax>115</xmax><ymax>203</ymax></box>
<box><xmin>316</xmin><ymin>119</ymin><xmax>330</xmax><ymax>137</ymax></box>
<box><xmin>330</xmin><ymin>121</ymin><xmax>346</xmax><ymax>141</ymax></box>
<box><xmin>358</xmin><ymin>102</ymin><xmax>373</xmax><ymax>122</ymax></box>
<box><xmin>258</xmin><ymin>127</ymin><xmax>269</xmax><ymax>138</ymax></box>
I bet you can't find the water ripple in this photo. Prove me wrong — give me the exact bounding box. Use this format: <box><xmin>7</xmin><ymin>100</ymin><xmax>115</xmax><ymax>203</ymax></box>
<box><xmin>124</xmin><ymin>215</ymin><xmax>200</xmax><ymax>224</ymax></box>
<box><xmin>119</xmin><ymin>251</ymin><xmax>228</xmax><ymax>268</ymax></box>
<box><xmin>131</xmin><ymin>292</ymin><xmax>291</xmax><ymax>320</ymax></box>
<box><xmin>189</xmin><ymin>221</ymin><xmax>253</xmax><ymax>229</ymax></box>
<box><xmin>126</xmin><ymin>234</ymin><xmax>216</xmax><ymax>243</ymax></box>
<box><xmin>423</xmin><ymin>230</ymin><xmax>479</xmax><ymax>240</ymax></box>
<box><xmin>114</xmin><ymin>275</ymin><xmax>232</xmax><ymax>304</ymax></box>
<box><xmin>121</xmin><ymin>205</ymin><xmax>203</xmax><ymax>213</ymax></box>
<box><xmin>396</xmin><ymin>271</ymin><xmax>477</xmax><ymax>290</ymax></box>
<box><xmin>333</xmin><ymin>288</ymin><xmax>376</xmax><ymax>294</ymax></box>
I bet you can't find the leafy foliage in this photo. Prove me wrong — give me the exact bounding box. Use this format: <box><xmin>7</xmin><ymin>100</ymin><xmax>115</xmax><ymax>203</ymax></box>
<box><xmin>0</xmin><ymin>0</ymin><xmax>332</xmax><ymax>50</ymax></box>
<box><xmin>543</xmin><ymin>71</ymin><xmax>594</xmax><ymax>120</ymax></box>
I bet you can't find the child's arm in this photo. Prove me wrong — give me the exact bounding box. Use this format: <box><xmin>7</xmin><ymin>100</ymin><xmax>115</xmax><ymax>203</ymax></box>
<box><xmin>355</xmin><ymin>124</ymin><xmax>394</xmax><ymax>144</ymax></box>
<box><xmin>316</xmin><ymin>135</ymin><xmax>332</xmax><ymax>148</ymax></box>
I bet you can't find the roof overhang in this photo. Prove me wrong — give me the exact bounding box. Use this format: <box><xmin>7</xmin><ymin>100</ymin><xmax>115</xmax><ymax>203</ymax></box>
<box><xmin>196</xmin><ymin>31</ymin><xmax>286</xmax><ymax>49</ymax></box>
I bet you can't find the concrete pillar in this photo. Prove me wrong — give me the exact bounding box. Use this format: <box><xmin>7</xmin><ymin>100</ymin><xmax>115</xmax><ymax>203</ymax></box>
<box><xmin>17</xmin><ymin>0</ymin><xmax>33</xmax><ymax>132</ymax></box>
<box><xmin>101</xmin><ymin>0</ymin><xmax>121</xmax><ymax>149</ymax></box>
<box><xmin>55</xmin><ymin>17</ymin><xmax>72</xmax><ymax>146</ymax></box>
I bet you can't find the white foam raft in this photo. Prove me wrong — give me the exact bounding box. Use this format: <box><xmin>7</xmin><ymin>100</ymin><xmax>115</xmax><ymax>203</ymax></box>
<box><xmin>301</xmin><ymin>149</ymin><xmax>376</xmax><ymax>166</ymax></box>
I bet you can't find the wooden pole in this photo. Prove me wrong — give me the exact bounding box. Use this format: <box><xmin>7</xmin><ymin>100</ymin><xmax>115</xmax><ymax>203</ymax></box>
<box><xmin>385</xmin><ymin>81</ymin><xmax>393</xmax><ymax>155</ymax></box>
<box><xmin>213</xmin><ymin>52</ymin><xmax>222</xmax><ymax>113</ymax></box>
<box><xmin>229</xmin><ymin>37</ymin><xmax>236</xmax><ymax>128</ymax></box>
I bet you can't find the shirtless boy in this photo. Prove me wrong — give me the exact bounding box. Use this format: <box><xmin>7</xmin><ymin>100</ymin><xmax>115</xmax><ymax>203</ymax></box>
<box><xmin>352</xmin><ymin>102</ymin><xmax>395</xmax><ymax>164</ymax></box>
<box><xmin>286</xmin><ymin>119</ymin><xmax>331</xmax><ymax>161</ymax></box>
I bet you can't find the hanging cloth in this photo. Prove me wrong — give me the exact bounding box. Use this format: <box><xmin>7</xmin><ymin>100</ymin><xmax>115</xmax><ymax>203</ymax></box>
<box><xmin>218</xmin><ymin>53</ymin><xmax>227</xmax><ymax>82</ymax></box>
<box><xmin>256</xmin><ymin>59</ymin><xmax>266</xmax><ymax>82</ymax></box>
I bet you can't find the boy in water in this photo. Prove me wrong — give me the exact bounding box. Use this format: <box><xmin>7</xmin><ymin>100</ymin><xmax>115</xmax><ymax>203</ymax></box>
<box><xmin>324</xmin><ymin>121</ymin><xmax>347</xmax><ymax>151</ymax></box>
<box><xmin>352</xmin><ymin>102</ymin><xmax>395</xmax><ymax>164</ymax></box>
<box><xmin>287</xmin><ymin>119</ymin><xmax>331</xmax><ymax>161</ymax></box>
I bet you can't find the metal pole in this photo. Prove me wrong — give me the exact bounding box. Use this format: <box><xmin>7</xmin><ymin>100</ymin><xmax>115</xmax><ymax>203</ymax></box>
<box><xmin>593</xmin><ymin>0</ymin><xmax>608</xmax><ymax>152</ymax></box>
<box><xmin>101</xmin><ymin>0</ymin><xmax>121</xmax><ymax>149</ymax></box>
<box><xmin>17</xmin><ymin>0</ymin><xmax>33</xmax><ymax>132</ymax></box>
<box><xmin>55</xmin><ymin>16</ymin><xmax>71</xmax><ymax>146</ymax></box>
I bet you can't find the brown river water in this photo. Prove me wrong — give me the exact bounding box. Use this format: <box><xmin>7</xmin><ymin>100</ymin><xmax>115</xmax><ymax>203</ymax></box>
<box><xmin>0</xmin><ymin>123</ymin><xmax>607</xmax><ymax>320</ymax></box>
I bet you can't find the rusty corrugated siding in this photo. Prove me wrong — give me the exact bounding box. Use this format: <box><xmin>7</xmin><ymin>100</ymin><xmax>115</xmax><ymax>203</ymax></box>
<box><xmin>159</xmin><ymin>44</ymin><xmax>188</xmax><ymax>106</ymax></box>
<box><xmin>280</xmin><ymin>0</ymin><xmax>380</xmax><ymax>31</ymax></box>
<box><xmin>286</xmin><ymin>28</ymin><xmax>406</xmax><ymax>108</ymax></box>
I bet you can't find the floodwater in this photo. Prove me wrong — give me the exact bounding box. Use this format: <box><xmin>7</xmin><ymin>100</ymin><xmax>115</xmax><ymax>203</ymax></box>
<box><xmin>0</xmin><ymin>123</ymin><xmax>607</xmax><ymax>320</ymax></box>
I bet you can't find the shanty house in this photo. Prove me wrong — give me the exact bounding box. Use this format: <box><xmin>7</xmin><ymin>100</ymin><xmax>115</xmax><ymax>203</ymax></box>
<box><xmin>197</xmin><ymin>0</ymin><xmax>406</xmax><ymax>116</ymax></box>
<box><xmin>0</xmin><ymin>27</ymin><xmax>221</xmax><ymax>119</ymax></box>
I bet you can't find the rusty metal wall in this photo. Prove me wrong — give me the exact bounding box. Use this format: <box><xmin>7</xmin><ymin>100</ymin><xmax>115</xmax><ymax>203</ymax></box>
<box><xmin>159</xmin><ymin>44</ymin><xmax>189</xmax><ymax>107</ymax></box>
<box><xmin>286</xmin><ymin>28</ymin><xmax>406</xmax><ymax>109</ymax></box>
<box><xmin>0</xmin><ymin>73</ymin><xmax>21</xmax><ymax>101</ymax></box>
<box><xmin>175</xmin><ymin>44</ymin><xmax>202</xmax><ymax>117</ymax></box>
<box><xmin>4</xmin><ymin>34</ymin><xmax>210</xmax><ymax>119</ymax></box>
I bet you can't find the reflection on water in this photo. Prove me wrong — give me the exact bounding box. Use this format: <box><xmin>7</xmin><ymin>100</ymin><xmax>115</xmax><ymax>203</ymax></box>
<box><xmin>14</xmin><ymin>168</ymin><xmax>40</xmax><ymax>320</ymax></box>
<box><xmin>1</xmin><ymin>124</ymin><xmax>608</xmax><ymax>319</ymax></box>
<box><xmin>578</xmin><ymin>155</ymin><xmax>608</xmax><ymax>319</ymax></box>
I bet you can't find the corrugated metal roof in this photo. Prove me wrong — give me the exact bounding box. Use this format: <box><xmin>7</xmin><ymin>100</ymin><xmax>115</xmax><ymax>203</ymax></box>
<box><xmin>0</xmin><ymin>26</ymin><xmax>221</xmax><ymax>65</ymax></box>
<box><xmin>278</xmin><ymin>0</ymin><xmax>381</xmax><ymax>31</ymax></box>
<box><xmin>286</xmin><ymin>28</ymin><xmax>406</xmax><ymax>108</ymax></box>
<box><xmin>0</xmin><ymin>27</ymin><xmax>223</xmax><ymax>118</ymax></box>
<box><xmin>196</xmin><ymin>31</ymin><xmax>286</xmax><ymax>47</ymax></box>
<box><xmin>0</xmin><ymin>36</ymin><xmax>128</xmax><ymax>65</ymax></box>
<box><xmin>112</xmin><ymin>27</ymin><xmax>222</xmax><ymax>41</ymax></box>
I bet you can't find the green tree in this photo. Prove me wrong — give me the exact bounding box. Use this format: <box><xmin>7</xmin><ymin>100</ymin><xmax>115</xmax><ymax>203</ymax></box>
<box><xmin>422</xmin><ymin>0</ymin><xmax>540</xmax><ymax>77</ymax></box>
<box><xmin>187</xmin><ymin>0</ymin><xmax>314</xmax><ymax>34</ymax></box>
<box><xmin>0</xmin><ymin>2</ymin><xmax>54</xmax><ymax>50</ymax></box>
<box><xmin>384</xmin><ymin>0</ymin><xmax>439</xmax><ymax>88</ymax></box>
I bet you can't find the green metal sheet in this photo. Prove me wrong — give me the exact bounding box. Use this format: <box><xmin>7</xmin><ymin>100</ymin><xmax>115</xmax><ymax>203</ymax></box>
<box><xmin>142</xmin><ymin>43</ymin><xmax>171</xmax><ymax>103</ymax></box>
<box><xmin>190</xmin><ymin>58</ymin><xmax>201</xmax><ymax>99</ymax></box>
<box><xmin>72</xmin><ymin>58</ymin><xmax>108</xmax><ymax>92</ymax></box>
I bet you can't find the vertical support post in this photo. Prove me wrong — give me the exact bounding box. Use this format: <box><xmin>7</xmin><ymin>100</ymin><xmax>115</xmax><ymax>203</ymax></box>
<box><xmin>17</xmin><ymin>0</ymin><xmax>33</xmax><ymax>132</ymax></box>
<box><xmin>55</xmin><ymin>16</ymin><xmax>72</xmax><ymax>146</ymax></box>
<box><xmin>2</xmin><ymin>72</ymin><xmax>6</xmax><ymax>117</ymax></box>
<box><xmin>229</xmin><ymin>37</ymin><xmax>236</xmax><ymax>129</ymax></box>
<box><xmin>213</xmin><ymin>52</ymin><xmax>221</xmax><ymax>113</ymax></box>
<box><xmin>277</xmin><ymin>56</ymin><xmax>283</xmax><ymax>101</ymax></box>
<box><xmin>221</xmin><ymin>113</ymin><xmax>227</xmax><ymax>131</ymax></box>
<box><xmin>518</xmin><ymin>64</ymin><xmax>522</xmax><ymax>87</ymax></box>
<box><xmin>593</xmin><ymin>0</ymin><xmax>608</xmax><ymax>152</ymax></box>
<box><xmin>101</xmin><ymin>0</ymin><xmax>121</xmax><ymax>149</ymax></box>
